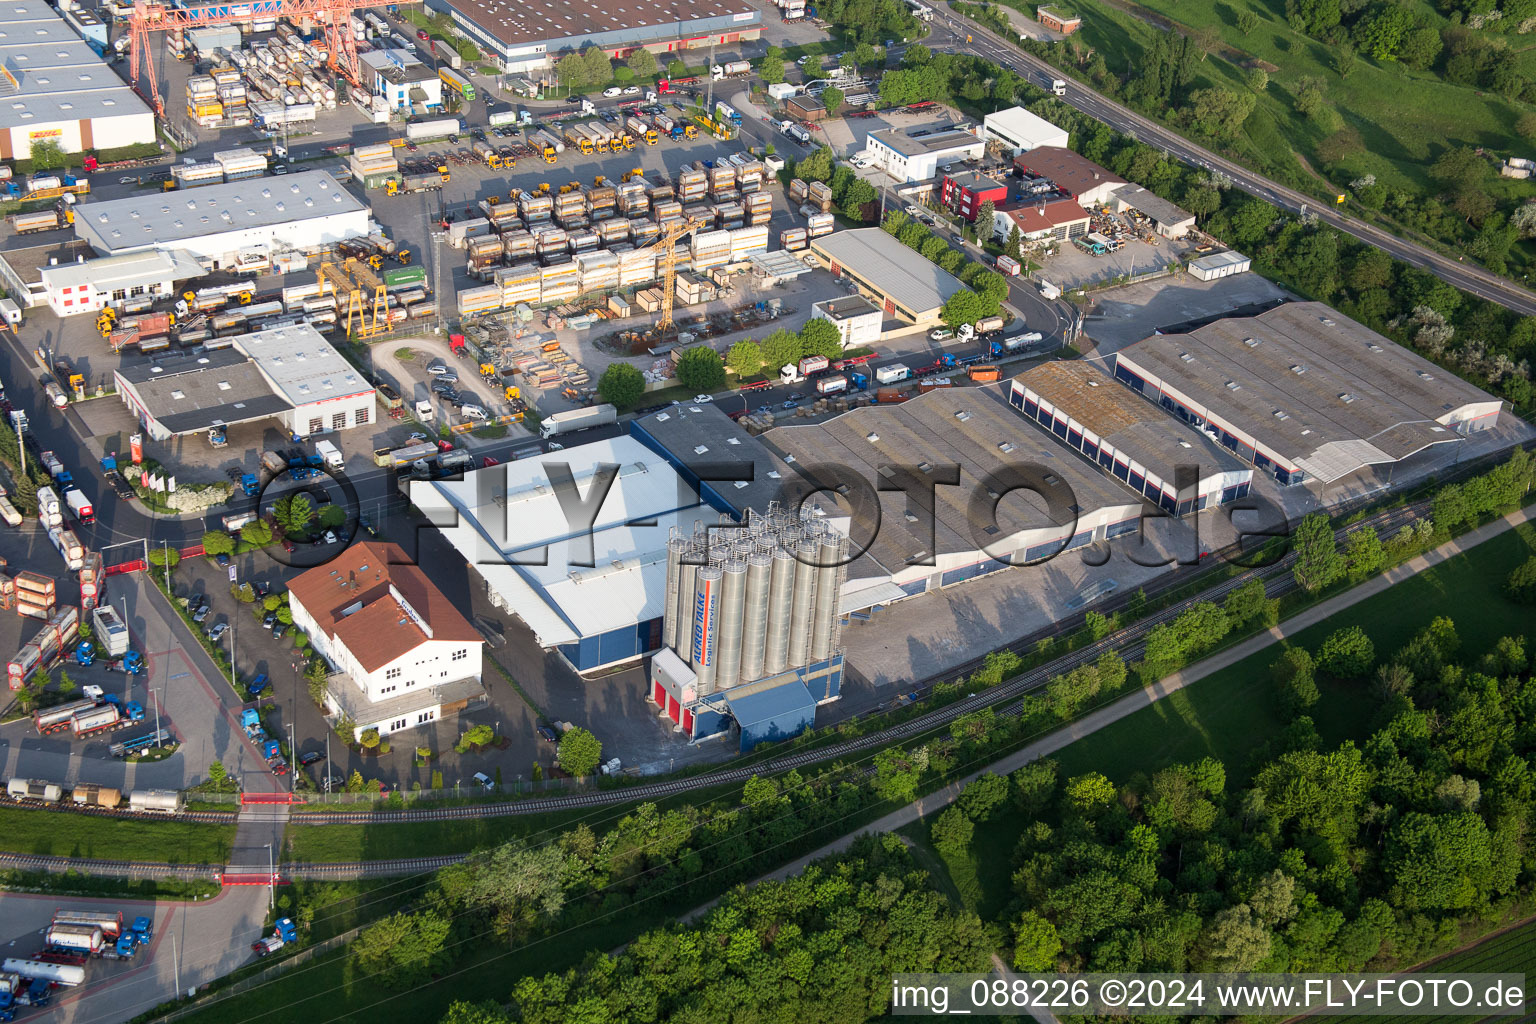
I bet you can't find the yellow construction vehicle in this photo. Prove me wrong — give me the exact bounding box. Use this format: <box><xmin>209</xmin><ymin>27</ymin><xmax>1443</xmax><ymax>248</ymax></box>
<box><xmin>621</xmin><ymin>167</ymin><xmax>644</xmax><ymax>182</ymax></box>
<box><xmin>593</xmin><ymin>175</ymin><xmax>606</xmax><ymax>187</ymax></box>
<box><xmin>96</xmin><ymin>308</ymin><xmax>116</xmax><ymax>337</ymax></box>
<box><xmin>238</xmin><ymin>291</ymin><xmax>253</xmax><ymax>305</ymax></box>
<box><xmin>537</xmin><ymin>182</ymin><xmax>551</xmax><ymax>194</ymax></box>
<box><xmin>396</xmin><ymin>249</ymin><xmax>412</xmax><ymax>265</ymax></box>
<box><xmin>486</xmin><ymin>195</ymin><xmax>499</xmax><ymax>205</ymax></box>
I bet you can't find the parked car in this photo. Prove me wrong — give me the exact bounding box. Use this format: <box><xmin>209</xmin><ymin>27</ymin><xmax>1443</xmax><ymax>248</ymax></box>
<box><xmin>472</xmin><ymin>771</ymin><xmax>494</xmax><ymax>790</ymax></box>
<box><xmin>207</xmin><ymin>621</ymin><xmax>229</xmax><ymax>642</ymax></box>
<box><xmin>928</xmin><ymin>327</ymin><xmax>955</xmax><ymax>342</ymax></box>
<box><xmin>622</xmin><ymin>85</ymin><xmax>641</xmax><ymax>95</ymax></box>
<box><xmin>426</xmin><ymin>362</ymin><xmax>450</xmax><ymax>375</ymax></box>
<box><xmin>416</xmin><ymin>28</ymin><xmax>429</xmax><ymax>40</ymax></box>
<box><xmin>263</xmin><ymin>610</ymin><xmax>277</xmax><ymax>628</ymax></box>
<box><xmin>214</xmin><ymin>553</ymin><xmax>232</xmax><ymax>568</ymax></box>
<box><xmin>691</xmin><ymin>394</ymin><xmax>715</xmax><ymax>403</ymax></box>
<box><xmin>300</xmin><ymin>751</ymin><xmax>325</xmax><ymax>766</ymax></box>
<box><xmin>191</xmin><ymin>600</ymin><xmax>210</xmax><ymax>623</ymax></box>
<box><xmin>248</xmin><ymin>674</ymin><xmax>270</xmax><ymax>696</ymax></box>
<box><xmin>461</xmin><ymin>404</ymin><xmax>488</xmax><ymax>420</ymax></box>
<box><xmin>83</xmin><ymin>684</ymin><xmax>105</xmax><ymax>701</ymax></box>
<box><xmin>271</xmin><ymin>622</ymin><xmax>288</xmax><ymax>640</ymax></box>
<box><xmin>537</xmin><ymin>724</ymin><xmax>558</xmax><ymax>743</ymax></box>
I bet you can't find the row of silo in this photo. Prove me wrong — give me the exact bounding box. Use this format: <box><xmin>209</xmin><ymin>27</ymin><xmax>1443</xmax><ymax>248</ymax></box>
<box><xmin>662</xmin><ymin>508</ymin><xmax>847</xmax><ymax>695</ymax></box>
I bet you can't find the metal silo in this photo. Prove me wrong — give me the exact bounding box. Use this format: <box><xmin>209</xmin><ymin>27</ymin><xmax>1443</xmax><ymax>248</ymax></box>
<box><xmin>765</xmin><ymin>542</ymin><xmax>795</xmax><ymax>675</ymax></box>
<box><xmin>786</xmin><ymin>537</ymin><xmax>818</xmax><ymax>668</ymax></box>
<box><xmin>692</xmin><ymin>565</ymin><xmax>723</xmax><ymax>694</ymax></box>
<box><xmin>714</xmin><ymin>558</ymin><xmax>747</xmax><ymax>690</ymax></box>
<box><xmin>662</xmin><ymin>536</ymin><xmax>684</xmax><ymax>650</ymax></box>
<box><xmin>809</xmin><ymin>534</ymin><xmax>844</xmax><ymax>662</ymax></box>
<box><xmin>675</xmin><ymin>557</ymin><xmax>698</xmax><ymax>665</ymax></box>
<box><xmin>739</xmin><ymin>551</ymin><xmax>772</xmax><ymax>684</ymax></box>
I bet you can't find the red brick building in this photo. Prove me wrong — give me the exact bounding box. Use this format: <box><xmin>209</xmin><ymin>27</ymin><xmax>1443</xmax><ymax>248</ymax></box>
<box><xmin>1036</xmin><ymin>4</ymin><xmax>1082</xmax><ymax>33</ymax></box>
<box><xmin>940</xmin><ymin>170</ymin><xmax>1008</xmax><ymax>222</ymax></box>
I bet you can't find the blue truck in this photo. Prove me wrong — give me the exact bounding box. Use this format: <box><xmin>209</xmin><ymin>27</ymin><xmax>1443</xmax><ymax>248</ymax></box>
<box><xmin>242</xmin><ymin>709</ymin><xmax>289</xmax><ymax>776</ymax></box>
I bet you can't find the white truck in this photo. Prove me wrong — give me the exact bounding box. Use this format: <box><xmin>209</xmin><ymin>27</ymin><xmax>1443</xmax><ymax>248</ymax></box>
<box><xmin>314</xmin><ymin>439</ymin><xmax>343</xmax><ymax>469</ymax></box>
<box><xmin>539</xmin><ymin>403</ymin><xmax>617</xmax><ymax>439</ymax></box>
<box><xmin>1051</xmin><ymin>78</ymin><xmax>1067</xmax><ymax>96</ymax></box>
<box><xmin>63</xmin><ymin>487</ymin><xmax>94</xmax><ymax>524</ymax></box>
<box><xmin>876</xmin><ymin>364</ymin><xmax>911</xmax><ymax>385</ymax></box>
<box><xmin>415</xmin><ymin>399</ymin><xmax>435</xmax><ymax>422</ymax></box>
<box><xmin>711</xmin><ymin>60</ymin><xmax>751</xmax><ymax>79</ymax></box>
<box><xmin>780</xmin><ymin>121</ymin><xmax>811</xmax><ymax>145</ymax></box>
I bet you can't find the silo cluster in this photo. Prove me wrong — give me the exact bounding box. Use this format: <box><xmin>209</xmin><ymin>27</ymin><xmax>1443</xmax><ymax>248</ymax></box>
<box><xmin>661</xmin><ymin>506</ymin><xmax>847</xmax><ymax>695</ymax></box>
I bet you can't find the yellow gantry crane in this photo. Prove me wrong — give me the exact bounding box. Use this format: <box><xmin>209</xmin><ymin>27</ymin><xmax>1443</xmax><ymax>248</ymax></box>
<box><xmin>316</xmin><ymin>256</ymin><xmax>390</xmax><ymax>339</ymax></box>
<box><xmin>652</xmin><ymin>217</ymin><xmax>706</xmax><ymax>334</ymax></box>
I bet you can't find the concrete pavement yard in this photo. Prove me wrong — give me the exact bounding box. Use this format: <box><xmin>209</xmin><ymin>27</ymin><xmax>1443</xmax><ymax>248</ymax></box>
<box><xmin>1078</xmin><ymin>273</ymin><xmax>1289</xmax><ymax>353</ymax></box>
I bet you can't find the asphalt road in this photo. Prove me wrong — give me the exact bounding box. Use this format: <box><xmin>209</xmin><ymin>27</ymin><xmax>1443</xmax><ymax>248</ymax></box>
<box><xmin>923</xmin><ymin>12</ymin><xmax>1536</xmax><ymax>316</ymax></box>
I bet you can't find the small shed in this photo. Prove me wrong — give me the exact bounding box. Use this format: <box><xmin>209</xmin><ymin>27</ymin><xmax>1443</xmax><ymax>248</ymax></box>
<box><xmin>1187</xmin><ymin>250</ymin><xmax>1252</xmax><ymax>281</ymax></box>
<box><xmin>786</xmin><ymin>95</ymin><xmax>826</xmax><ymax>122</ymax></box>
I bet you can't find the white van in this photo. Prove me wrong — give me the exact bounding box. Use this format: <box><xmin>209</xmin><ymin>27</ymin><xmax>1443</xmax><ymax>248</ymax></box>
<box><xmin>461</xmin><ymin>405</ymin><xmax>487</xmax><ymax>420</ymax></box>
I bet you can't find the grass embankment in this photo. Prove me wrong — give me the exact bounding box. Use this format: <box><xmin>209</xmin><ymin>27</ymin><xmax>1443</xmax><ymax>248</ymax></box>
<box><xmin>284</xmin><ymin>804</ymin><xmax>597</xmax><ymax>862</ymax></box>
<box><xmin>0</xmin><ymin>805</ymin><xmax>236</xmax><ymax>863</ymax></box>
<box><xmin>912</xmin><ymin>519</ymin><xmax>1536</xmax><ymax>921</ymax></box>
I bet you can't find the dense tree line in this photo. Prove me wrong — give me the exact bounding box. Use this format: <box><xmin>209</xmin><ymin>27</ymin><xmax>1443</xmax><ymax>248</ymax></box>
<box><xmin>966</xmin><ymin>614</ymin><xmax>1536</xmax><ymax>977</ymax></box>
<box><xmin>435</xmin><ymin>835</ymin><xmax>991</xmax><ymax>1023</ymax></box>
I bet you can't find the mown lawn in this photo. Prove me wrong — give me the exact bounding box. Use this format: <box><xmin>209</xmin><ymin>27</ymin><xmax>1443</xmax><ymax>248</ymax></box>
<box><xmin>1067</xmin><ymin>0</ymin><xmax>1536</xmax><ymax>208</ymax></box>
<box><xmin>0</xmin><ymin>805</ymin><xmax>236</xmax><ymax>863</ymax></box>
<box><xmin>283</xmin><ymin>804</ymin><xmax>598</xmax><ymax>862</ymax></box>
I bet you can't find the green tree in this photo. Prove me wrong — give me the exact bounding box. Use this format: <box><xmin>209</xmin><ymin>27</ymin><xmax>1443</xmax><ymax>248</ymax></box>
<box><xmin>760</xmin><ymin>328</ymin><xmax>801</xmax><ymax>378</ymax></box>
<box><xmin>794</xmin><ymin>145</ymin><xmax>835</xmax><ymax>183</ymax></box>
<box><xmin>1343</xmin><ymin>526</ymin><xmax>1383</xmax><ymax>581</ymax></box>
<box><xmin>757</xmin><ymin>45</ymin><xmax>786</xmax><ymax>86</ymax></box>
<box><xmin>241</xmin><ymin>519</ymin><xmax>274</xmax><ymax>547</ymax></box>
<box><xmin>1245</xmin><ymin>67</ymin><xmax>1269</xmax><ymax>92</ymax></box>
<box><xmin>930</xmin><ymin>805</ymin><xmax>974</xmax><ymax>857</ymax></box>
<box><xmin>940</xmin><ymin>289</ymin><xmax>989</xmax><ymax>329</ymax></box>
<box><xmin>1506</xmin><ymin>557</ymin><xmax>1536</xmax><ymax>605</ymax></box>
<box><xmin>726</xmin><ymin>340</ymin><xmax>765</xmax><ymax>379</ymax></box>
<box><xmin>873</xmin><ymin>746</ymin><xmax>925</xmax><ymax>802</ymax></box>
<box><xmin>1185</xmin><ymin>87</ymin><xmax>1255</xmax><ymax>139</ymax></box>
<box><xmin>556</xmin><ymin>52</ymin><xmax>591</xmax><ymax>90</ymax></box>
<box><xmin>582</xmin><ymin>46</ymin><xmax>613</xmax><ymax>87</ymax></box>
<box><xmin>273</xmin><ymin>494</ymin><xmax>316</xmax><ymax>536</ymax></box>
<box><xmin>798</xmin><ymin>317</ymin><xmax>843</xmax><ymax>356</ymax></box>
<box><xmin>57</xmin><ymin>670</ymin><xmax>76</xmax><ymax>696</ymax></box>
<box><xmin>440</xmin><ymin>1001</ymin><xmax>510</xmax><ymax>1024</ymax></box>
<box><xmin>819</xmin><ymin>86</ymin><xmax>844</xmax><ymax>114</ymax></box>
<box><xmin>147</xmin><ymin>545</ymin><xmax>180</xmax><ymax>571</ymax></box>
<box><xmin>360</xmin><ymin>727</ymin><xmax>381</xmax><ymax>749</ymax></box>
<box><xmin>1317</xmin><ymin>625</ymin><xmax>1375</xmax><ymax>678</ymax></box>
<box><xmin>1291</xmin><ymin>513</ymin><xmax>1344</xmax><ymax>592</ymax></box>
<box><xmin>28</xmin><ymin>139</ymin><xmax>67</xmax><ymax>170</ymax></box>
<box><xmin>1386</xmin><ymin>812</ymin><xmax>1498</xmax><ymax>911</ymax></box>
<box><xmin>1396</xmin><ymin>26</ymin><xmax>1442</xmax><ymax>69</ymax></box>
<box><xmin>1352</xmin><ymin>4</ymin><xmax>1411</xmax><ymax>60</ymax></box>
<box><xmin>841</xmin><ymin>178</ymin><xmax>877</xmax><ymax>220</ymax></box>
<box><xmin>675</xmin><ymin>347</ymin><xmax>726</xmax><ymax>393</ymax></box>
<box><xmin>596</xmin><ymin>362</ymin><xmax>646</xmax><ymax>410</ymax></box>
<box><xmin>975</xmin><ymin>198</ymin><xmax>997</xmax><ymax>237</ymax></box>
<box><xmin>1237</xmin><ymin>8</ymin><xmax>1259</xmax><ymax>33</ymax></box>
<box><xmin>352</xmin><ymin>910</ymin><xmax>453</xmax><ymax>986</ymax></box>
<box><xmin>344</xmin><ymin>769</ymin><xmax>365</xmax><ymax>793</ymax></box>
<box><xmin>1065</xmin><ymin>772</ymin><xmax>1117</xmax><ymax>811</ymax></box>
<box><xmin>1272</xmin><ymin>646</ymin><xmax>1320</xmax><ymax>717</ymax></box>
<box><xmin>557</xmin><ymin>726</ymin><xmax>603</xmax><ymax>777</ymax></box>
<box><xmin>1004</xmin><ymin>223</ymin><xmax>1023</xmax><ymax>262</ymax></box>
<box><xmin>667</xmin><ymin>59</ymin><xmax>687</xmax><ymax>79</ymax></box>
<box><xmin>318</xmin><ymin>504</ymin><xmax>346</xmax><ymax>529</ymax></box>
<box><xmin>1012</xmin><ymin>911</ymin><xmax>1062</xmax><ymax>971</ymax></box>
<box><xmin>207</xmin><ymin>761</ymin><xmax>229</xmax><ymax>789</ymax></box>
<box><xmin>626</xmin><ymin>47</ymin><xmax>657</xmax><ymax>80</ymax></box>
<box><xmin>201</xmin><ymin>530</ymin><xmax>236</xmax><ymax>556</ymax></box>
<box><xmin>11</xmin><ymin>475</ymin><xmax>37</xmax><ymax>517</ymax></box>
<box><xmin>1433</xmin><ymin>483</ymin><xmax>1472</xmax><ymax>533</ymax></box>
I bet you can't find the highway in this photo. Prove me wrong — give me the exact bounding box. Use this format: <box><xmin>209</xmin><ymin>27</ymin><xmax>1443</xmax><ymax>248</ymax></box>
<box><xmin>922</xmin><ymin>11</ymin><xmax>1536</xmax><ymax>316</ymax></box>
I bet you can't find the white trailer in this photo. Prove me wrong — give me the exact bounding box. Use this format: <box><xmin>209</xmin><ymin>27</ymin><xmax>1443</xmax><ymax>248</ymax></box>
<box><xmin>539</xmin><ymin>403</ymin><xmax>617</xmax><ymax>439</ymax></box>
<box><xmin>314</xmin><ymin>439</ymin><xmax>343</xmax><ymax>469</ymax></box>
<box><xmin>92</xmin><ymin>605</ymin><xmax>130</xmax><ymax>658</ymax></box>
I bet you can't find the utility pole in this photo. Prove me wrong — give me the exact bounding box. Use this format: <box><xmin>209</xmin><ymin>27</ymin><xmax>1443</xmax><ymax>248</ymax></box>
<box><xmin>265</xmin><ymin>842</ymin><xmax>274</xmax><ymax>910</ymax></box>
<box><xmin>171</xmin><ymin>932</ymin><xmax>180</xmax><ymax>999</ymax></box>
<box><xmin>162</xmin><ymin>539</ymin><xmax>170</xmax><ymax>593</ymax></box>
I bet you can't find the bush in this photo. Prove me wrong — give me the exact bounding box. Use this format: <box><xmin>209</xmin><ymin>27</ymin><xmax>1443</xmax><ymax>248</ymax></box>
<box><xmin>557</xmin><ymin>726</ymin><xmax>603</xmax><ymax>777</ymax></box>
<box><xmin>1505</xmin><ymin>557</ymin><xmax>1536</xmax><ymax>605</ymax></box>
<box><xmin>1316</xmin><ymin>625</ymin><xmax>1375</xmax><ymax>678</ymax></box>
<box><xmin>360</xmin><ymin>728</ymin><xmax>381</xmax><ymax>749</ymax></box>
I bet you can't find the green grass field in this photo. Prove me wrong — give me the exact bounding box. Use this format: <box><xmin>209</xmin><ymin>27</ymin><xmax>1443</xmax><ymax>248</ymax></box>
<box><xmin>911</xmin><ymin>519</ymin><xmax>1536</xmax><ymax>922</ymax></box>
<box><xmin>1056</xmin><ymin>0</ymin><xmax>1536</xmax><ymax>241</ymax></box>
<box><xmin>0</xmin><ymin>806</ymin><xmax>236</xmax><ymax>863</ymax></box>
<box><xmin>283</xmin><ymin>804</ymin><xmax>599</xmax><ymax>862</ymax></box>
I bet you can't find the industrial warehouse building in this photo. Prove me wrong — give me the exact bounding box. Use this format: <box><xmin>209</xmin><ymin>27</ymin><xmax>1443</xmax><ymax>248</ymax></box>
<box><xmin>864</xmin><ymin>127</ymin><xmax>986</xmax><ymax>182</ymax></box>
<box><xmin>361</xmin><ymin>49</ymin><xmax>444</xmax><ymax>111</ymax></box>
<box><xmin>992</xmin><ymin>197</ymin><xmax>1092</xmax><ymax>242</ymax></box>
<box><xmin>1013</xmin><ymin>147</ymin><xmax>1125</xmax><ymax>207</ymax></box>
<box><xmin>808</xmin><ymin>228</ymin><xmax>966</xmax><ymax>325</ymax></box>
<box><xmin>1112</xmin><ymin>302</ymin><xmax>1505</xmax><ymax>485</ymax></box>
<box><xmin>288</xmin><ymin>542</ymin><xmax>486</xmax><ymax>741</ymax></box>
<box><xmin>756</xmin><ymin>386</ymin><xmax>1147</xmax><ymax>602</ymax></box>
<box><xmin>113</xmin><ymin>323</ymin><xmax>377</xmax><ymax>441</ymax></box>
<box><xmin>1112</xmin><ymin>186</ymin><xmax>1196</xmax><ymax>240</ymax></box>
<box><xmin>407</xmin><ymin>430</ymin><xmax>779</xmax><ymax>674</ymax></box>
<box><xmin>38</xmin><ymin>250</ymin><xmax>205</xmax><ymax>318</ymax></box>
<box><xmin>429</xmin><ymin>0</ymin><xmax>762</xmax><ymax>75</ymax></box>
<box><xmin>981</xmin><ymin>106</ymin><xmax>1070</xmax><ymax>156</ymax></box>
<box><xmin>0</xmin><ymin>0</ymin><xmax>156</xmax><ymax>159</ymax></box>
<box><xmin>1010</xmin><ymin>362</ymin><xmax>1254</xmax><ymax>516</ymax></box>
<box><xmin>73</xmin><ymin>171</ymin><xmax>370</xmax><ymax>268</ymax></box>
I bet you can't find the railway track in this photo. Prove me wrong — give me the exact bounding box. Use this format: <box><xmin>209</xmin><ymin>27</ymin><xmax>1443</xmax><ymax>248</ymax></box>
<box><xmin>0</xmin><ymin>851</ymin><xmax>219</xmax><ymax>881</ymax></box>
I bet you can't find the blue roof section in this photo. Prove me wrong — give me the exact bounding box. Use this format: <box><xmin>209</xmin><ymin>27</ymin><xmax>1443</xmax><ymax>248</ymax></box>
<box><xmin>727</xmin><ymin>680</ymin><xmax>816</xmax><ymax>752</ymax></box>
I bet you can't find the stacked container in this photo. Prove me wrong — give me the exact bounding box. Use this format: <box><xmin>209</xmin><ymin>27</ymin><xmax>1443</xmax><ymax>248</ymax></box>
<box><xmin>729</xmin><ymin>225</ymin><xmax>770</xmax><ymax>260</ymax></box>
<box><xmin>501</xmin><ymin>230</ymin><xmax>535</xmax><ymax>261</ymax></box>
<box><xmin>458</xmin><ymin>285</ymin><xmax>504</xmax><ymax>316</ymax></box>
<box><xmin>495</xmin><ymin>265</ymin><xmax>541</xmax><ymax>307</ymax></box>
<box><xmin>597</xmin><ymin>219</ymin><xmax>631</xmax><ymax>246</ymax></box>
<box><xmin>746</xmin><ymin>192</ymin><xmax>773</xmax><ymax>227</ymax></box>
<box><xmin>691</xmin><ymin>230</ymin><xmax>733</xmax><ymax>271</ymax></box>
<box><xmin>809</xmin><ymin>182</ymin><xmax>834</xmax><ymax>212</ymax></box>
<box><xmin>186</xmin><ymin>75</ymin><xmax>222</xmax><ymax>127</ymax></box>
<box><xmin>575</xmin><ymin>251</ymin><xmax>619</xmax><ymax>293</ymax></box>
<box><xmin>736</xmin><ymin>159</ymin><xmax>765</xmax><ymax>192</ymax></box>
<box><xmin>171</xmin><ymin>161</ymin><xmax>224</xmax><ymax>188</ymax></box>
<box><xmin>807</xmin><ymin>212</ymin><xmax>835</xmax><ymax>238</ymax></box>
<box><xmin>585</xmin><ymin>184</ymin><xmax>616</xmax><ymax>218</ymax></box>
<box><xmin>714</xmin><ymin>203</ymin><xmax>745</xmax><ymax>230</ymax></box>
<box><xmin>677</xmin><ymin>169</ymin><xmax>707</xmax><ymax>204</ymax></box>
<box><xmin>16</xmin><ymin>571</ymin><xmax>56</xmax><ymax>620</ymax></box>
<box><xmin>540</xmin><ymin>260</ymin><xmax>578</xmax><ymax>305</ymax></box>
<box><xmin>780</xmin><ymin>227</ymin><xmax>809</xmax><ymax>251</ymax></box>
<box><xmin>349</xmin><ymin>143</ymin><xmax>399</xmax><ymax>188</ymax></box>
<box><xmin>652</xmin><ymin>200</ymin><xmax>683</xmax><ymax>223</ymax></box>
<box><xmin>213</xmin><ymin>148</ymin><xmax>267</xmax><ymax>180</ymax></box>
<box><xmin>519</xmin><ymin>193</ymin><xmax>553</xmax><ymax>222</ymax></box>
<box><xmin>619</xmin><ymin>248</ymin><xmax>658</xmax><ymax>287</ymax></box>
<box><xmin>617</xmin><ymin>180</ymin><xmax>649</xmax><ymax>215</ymax></box>
<box><xmin>0</xmin><ymin>573</ymin><xmax>14</xmax><ymax>612</ymax></box>
<box><xmin>788</xmin><ymin>179</ymin><xmax>810</xmax><ymax>205</ymax></box>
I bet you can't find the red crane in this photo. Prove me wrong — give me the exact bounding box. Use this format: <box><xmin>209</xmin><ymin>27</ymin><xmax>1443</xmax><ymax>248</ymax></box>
<box><xmin>129</xmin><ymin>0</ymin><xmax>417</xmax><ymax>117</ymax></box>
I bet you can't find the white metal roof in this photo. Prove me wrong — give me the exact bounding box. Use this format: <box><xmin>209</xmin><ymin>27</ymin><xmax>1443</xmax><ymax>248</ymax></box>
<box><xmin>981</xmin><ymin>106</ymin><xmax>1070</xmax><ymax>149</ymax></box>
<box><xmin>236</xmin><ymin>323</ymin><xmax>373</xmax><ymax>405</ymax></box>
<box><xmin>0</xmin><ymin>0</ymin><xmax>153</xmax><ymax>129</ymax></box>
<box><xmin>408</xmin><ymin>436</ymin><xmax>717</xmax><ymax>646</ymax></box>
<box><xmin>39</xmin><ymin>249</ymin><xmax>204</xmax><ymax>292</ymax></box>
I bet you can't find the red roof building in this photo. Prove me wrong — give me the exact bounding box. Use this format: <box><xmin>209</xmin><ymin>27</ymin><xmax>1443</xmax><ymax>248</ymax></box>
<box><xmin>994</xmin><ymin>197</ymin><xmax>1092</xmax><ymax>242</ymax></box>
<box><xmin>940</xmin><ymin>170</ymin><xmax>1008</xmax><ymax>222</ymax></box>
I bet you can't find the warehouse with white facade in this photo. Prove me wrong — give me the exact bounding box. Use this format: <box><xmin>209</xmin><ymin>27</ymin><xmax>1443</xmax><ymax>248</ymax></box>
<box><xmin>0</xmin><ymin>0</ymin><xmax>156</xmax><ymax>160</ymax></box>
<box><xmin>73</xmin><ymin>171</ymin><xmax>369</xmax><ymax>269</ymax></box>
<box><xmin>808</xmin><ymin>228</ymin><xmax>967</xmax><ymax>325</ymax></box>
<box><xmin>39</xmin><ymin>250</ymin><xmax>204</xmax><ymax>318</ymax></box>
<box><xmin>113</xmin><ymin>323</ymin><xmax>377</xmax><ymax>441</ymax></box>
<box><xmin>810</xmin><ymin>295</ymin><xmax>883</xmax><ymax>350</ymax></box>
<box><xmin>1112</xmin><ymin>302</ymin><xmax>1505</xmax><ymax>485</ymax></box>
<box><xmin>981</xmin><ymin>106</ymin><xmax>1070</xmax><ymax>156</ymax></box>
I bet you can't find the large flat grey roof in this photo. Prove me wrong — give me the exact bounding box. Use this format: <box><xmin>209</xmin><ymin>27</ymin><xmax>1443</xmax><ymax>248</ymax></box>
<box><xmin>760</xmin><ymin>385</ymin><xmax>1137</xmax><ymax>574</ymax></box>
<box><xmin>1014</xmin><ymin>361</ymin><xmax>1250</xmax><ymax>480</ymax></box>
<box><xmin>443</xmin><ymin>0</ymin><xmax>758</xmax><ymax>47</ymax></box>
<box><xmin>1112</xmin><ymin>185</ymin><xmax>1194</xmax><ymax>227</ymax></box>
<box><xmin>1116</xmin><ymin>301</ymin><xmax>1501</xmax><ymax>480</ymax></box>
<box><xmin>869</xmin><ymin>128</ymin><xmax>982</xmax><ymax>157</ymax></box>
<box><xmin>630</xmin><ymin>403</ymin><xmax>786</xmax><ymax>517</ymax></box>
<box><xmin>74</xmin><ymin>171</ymin><xmax>364</xmax><ymax>251</ymax></box>
<box><xmin>0</xmin><ymin>0</ymin><xmax>153</xmax><ymax>130</ymax></box>
<box><xmin>810</xmin><ymin>228</ymin><xmax>966</xmax><ymax>315</ymax></box>
<box><xmin>116</xmin><ymin>348</ymin><xmax>291</xmax><ymax>434</ymax></box>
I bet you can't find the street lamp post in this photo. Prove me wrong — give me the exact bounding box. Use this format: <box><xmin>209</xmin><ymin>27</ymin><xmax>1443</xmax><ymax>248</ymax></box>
<box><xmin>264</xmin><ymin>842</ymin><xmax>274</xmax><ymax>910</ymax></box>
<box><xmin>150</xmin><ymin>687</ymin><xmax>162</xmax><ymax>751</ymax></box>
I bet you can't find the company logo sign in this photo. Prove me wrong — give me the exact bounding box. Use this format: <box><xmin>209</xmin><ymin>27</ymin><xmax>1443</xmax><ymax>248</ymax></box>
<box><xmin>692</xmin><ymin>576</ymin><xmax>716</xmax><ymax>665</ymax></box>
<box><xmin>28</xmin><ymin>128</ymin><xmax>63</xmax><ymax>141</ymax></box>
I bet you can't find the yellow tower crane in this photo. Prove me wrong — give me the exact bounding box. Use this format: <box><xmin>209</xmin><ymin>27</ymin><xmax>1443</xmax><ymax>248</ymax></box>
<box><xmin>651</xmin><ymin>217</ymin><xmax>706</xmax><ymax>334</ymax></box>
